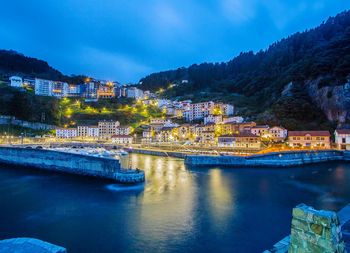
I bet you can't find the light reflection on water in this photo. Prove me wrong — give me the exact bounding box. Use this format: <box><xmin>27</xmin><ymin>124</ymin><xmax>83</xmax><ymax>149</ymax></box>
<box><xmin>0</xmin><ymin>154</ymin><xmax>349</xmax><ymax>253</ymax></box>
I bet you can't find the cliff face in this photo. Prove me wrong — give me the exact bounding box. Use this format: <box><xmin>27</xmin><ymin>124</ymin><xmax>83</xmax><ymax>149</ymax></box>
<box><xmin>305</xmin><ymin>78</ymin><xmax>350</xmax><ymax>125</ymax></box>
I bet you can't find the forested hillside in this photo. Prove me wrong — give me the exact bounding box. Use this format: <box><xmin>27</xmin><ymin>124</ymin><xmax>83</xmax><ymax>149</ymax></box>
<box><xmin>139</xmin><ymin>10</ymin><xmax>350</xmax><ymax>130</ymax></box>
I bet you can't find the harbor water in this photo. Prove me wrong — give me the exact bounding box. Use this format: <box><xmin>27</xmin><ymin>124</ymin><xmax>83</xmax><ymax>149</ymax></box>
<box><xmin>0</xmin><ymin>153</ymin><xmax>349</xmax><ymax>252</ymax></box>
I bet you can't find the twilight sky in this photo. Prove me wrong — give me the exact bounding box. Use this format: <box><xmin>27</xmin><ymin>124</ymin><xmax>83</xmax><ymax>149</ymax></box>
<box><xmin>0</xmin><ymin>1</ymin><xmax>349</xmax><ymax>83</ymax></box>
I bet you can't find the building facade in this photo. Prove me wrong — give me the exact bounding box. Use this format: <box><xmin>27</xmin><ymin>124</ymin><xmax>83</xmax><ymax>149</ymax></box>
<box><xmin>218</xmin><ymin>133</ymin><xmax>261</xmax><ymax>150</ymax></box>
<box><xmin>9</xmin><ymin>76</ymin><xmax>23</xmax><ymax>87</ymax></box>
<box><xmin>56</xmin><ymin>128</ymin><xmax>78</xmax><ymax>138</ymax></box>
<box><xmin>288</xmin><ymin>131</ymin><xmax>331</xmax><ymax>149</ymax></box>
<box><xmin>335</xmin><ymin>129</ymin><xmax>350</xmax><ymax>150</ymax></box>
<box><xmin>98</xmin><ymin>120</ymin><xmax>120</xmax><ymax>139</ymax></box>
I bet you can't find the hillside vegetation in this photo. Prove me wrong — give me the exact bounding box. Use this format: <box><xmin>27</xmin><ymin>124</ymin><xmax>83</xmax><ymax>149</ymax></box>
<box><xmin>139</xmin><ymin>11</ymin><xmax>350</xmax><ymax>130</ymax></box>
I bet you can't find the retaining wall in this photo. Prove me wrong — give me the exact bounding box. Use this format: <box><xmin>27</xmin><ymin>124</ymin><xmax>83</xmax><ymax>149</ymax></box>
<box><xmin>0</xmin><ymin>147</ymin><xmax>144</xmax><ymax>183</ymax></box>
<box><xmin>185</xmin><ymin>150</ymin><xmax>346</xmax><ymax>167</ymax></box>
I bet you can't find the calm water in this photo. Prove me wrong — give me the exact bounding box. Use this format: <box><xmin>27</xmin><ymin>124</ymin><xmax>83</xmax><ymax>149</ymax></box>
<box><xmin>0</xmin><ymin>154</ymin><xmax>350</xmax><ymax>253</ymax></box>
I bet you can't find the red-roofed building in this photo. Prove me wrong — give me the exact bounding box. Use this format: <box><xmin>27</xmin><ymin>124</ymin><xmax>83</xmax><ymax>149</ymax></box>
<box><xmin>287</xmin><ymin>131</ymin><xmax>331</xmax><ymax>149</ymax></box>
<box><xmin>218</xmin><ymin>133</ymin><xmax>261</xmax><ymax>150</ymax></box>
<box><xmin>335</xmin><ymin>129</ymin><xmax>350</xmax><ymax>150</ymax></box>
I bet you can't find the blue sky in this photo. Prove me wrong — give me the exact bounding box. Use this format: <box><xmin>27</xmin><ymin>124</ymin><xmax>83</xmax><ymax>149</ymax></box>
<box><xmin>0</xmin><ymin>1</ymin><xmax>349</xmax><ymax>83</ymax></box>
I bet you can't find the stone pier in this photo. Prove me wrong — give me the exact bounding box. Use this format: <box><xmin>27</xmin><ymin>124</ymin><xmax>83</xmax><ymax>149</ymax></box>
<box><xmin>0</xmin><ymin>238</ymin><xmax>67</xmax><ymax>253</ymax></box>
<box><xmin>289</xmin><ymin>204</ymin><xmax>345</xmax><ymax>252</ymax></box>
<box><xmin>264</xmin><ymin>204</ymin><xmax>350</xmax><ymax>253</ymax></box>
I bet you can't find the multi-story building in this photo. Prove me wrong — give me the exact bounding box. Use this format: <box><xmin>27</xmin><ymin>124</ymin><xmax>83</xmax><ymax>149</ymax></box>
<box><xmin>223</xmin><ymin>116</ymin><xmax>244</xmax><ymax>124</ymax></box>
<box><xmin>98</xmin><ymin>120</ymin><xmax>120</xmax><ymax>139</ymax></box>
<box><xmin>126</xmin><ymin>87</ymin><xmax>144</xmax><ymax>99</ymax></box>
<box><xmin>198</xmin><ymin>131</ymin><xmax>216</xmax><ymax>145</ymax></box>
<box><xmin>156</xmin><ymin>127</ymin><xmax>177</xmax><ymax>143</ymax></box>
<box><xmin>9</xmin><ymin>76</ymin><xmax>23</xmax><ymax>88</ymax></box>
<box><xmin>52</xmin><ymin>81</ymin><xmax>69</xmax><ymax>98</ymax></box>
<box><xmin>56</xmin><ymin>128</ymin><xmax>78</xmax><ymax>138</ymax></box>
<box><xmin>215</xmin><ymin>103</ymin><xmax>234</xmax><ymax>116</ymax></box>
<box><xmin>111</xmin><ymin>135</ymin><xmax>133</xmax><ymax>144</ymax></box>
<box><xmin>97</xmin><ymin>82</ymin><xmax>115</xmax><ymax>98</ymax></box>
<box><xmin>288</xmin><ymin>131</ymin><xmax>331</xmax><ymax>149</ymax></box>
<box><xmin>219</xmin><ymin>122</ymin><xmax>257</xmax><ymax>135</ymax></box>
<box><xmin>115</xmin><ymin>126</ymin><xmax>132</xmax><ymax>136</ymax></box>
<box><xmin>204</xmin><ymin>115</ymin><xmax>223</xmax><ymax>125</ymax></box>
<box><xmin>35</xmin><ymin>78</ymin><xmax>54</xmax><ymax>96</ymax></box>
<box><xmin>22</xmin><ymin>78</ymin><xmax>35</xmax><ymax>88</ymax></box>
<box><xmin>183</xmin><ymin>101</ymin><xmax>215</xmax><ymax>122</ymax></box>
<box><xmin>77</xmin><ymin>125</ymin><xmax>99</xmax><ymax>138</ymax></box>
<box><xmin>218</xmin><ymin>133</ymin><xmax>261</xmax><ymax>150</ymax></box>
<box><xmin>334</xmin><ymin>129</ymin><xmax>350</xmax><ymax>150</ymax></box>
<box><xmin>251</xmin><ymin>125</ymin><xmax>270</xmax><ymax>137</ymax></box>
<box><xmin>268</xmin><ymin>126</ymin><xmax>288</xmax><ymax>142</ymax></box>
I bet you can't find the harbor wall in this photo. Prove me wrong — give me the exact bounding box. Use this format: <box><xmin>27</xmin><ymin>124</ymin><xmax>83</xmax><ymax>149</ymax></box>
<box><xmin>185</xmin><ymin>150</ymin><xmax>346</xmax><ymax>167</ymax></box>
<box><xmin>0</xmin><ymin>147</ymin><xmax>144</xmax><ymax>183</ymax></box>
<box><xmin>128</xmin><ymin>148</ymin><xmax>187</xmax><ymax>158</ymax></box>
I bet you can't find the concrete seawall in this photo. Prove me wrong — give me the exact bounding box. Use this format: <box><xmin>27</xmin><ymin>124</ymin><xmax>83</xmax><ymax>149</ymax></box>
<box><xmin>0</xmin><ymin>147</ymin><xmax>145</xmax><ymax>184</ymax></box>
<box><xmin>185</xmin><ymin>150</ymin><xmax>348</xmax><ymax>167</ymax></box>
<box><xmin>128</xmin><ymin>148</ymin><xmax>187</xmax><ymax>158</ymax></box>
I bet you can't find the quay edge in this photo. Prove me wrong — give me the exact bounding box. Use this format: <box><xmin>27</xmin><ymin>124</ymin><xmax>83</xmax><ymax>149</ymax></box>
<box><xmin>0</xmin><ymin>146</ymin><xmax>145</xmax><ymax>184</ymax></box>
<box><xmin>185</xmin><ymin>150</ymin><xmax>350</xmax><ymax>167</ymax></box>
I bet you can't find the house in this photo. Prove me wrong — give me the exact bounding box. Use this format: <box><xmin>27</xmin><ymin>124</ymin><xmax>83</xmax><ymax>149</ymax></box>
<box><xmin>335</xmin><ymin>129</ymin><xmax>350</xmax><ymax>150</ymax></box>
<box><xmin>56</xmin><ymin>128</ymin><xmax>78</xmax><ymax>138</ymax></box>
<box><xmin>98</xmin><ymin>120</ymin><xmax>120</xmax><ymax>139</ymax></box>
<box><xmin>9</xmin><ymin>76</ymin><xmax>23</xmax><ymax>88</ymax></box>
<box><xmin>218</xmin><ymin>133</ymin><xmax>261</xmax><ymax>150</ymax></box>
<box><xmin>268</xmin><ymin>126</ymin><xmax>288</xmax><ymax>142</ymax></box>
<box><xmin>111</xmin><ymin>135</ymin><xmax>133</xmax><ymax>144</ymax></box>
<box><xmin>288</xmin><ymin>131</ymin><xmax>331</xmax><ymax>149</ymax></box>
<box><xmin>251</xmin><ymin>125</ymin><xmax>270</xmax><ymax>137</ymax></box>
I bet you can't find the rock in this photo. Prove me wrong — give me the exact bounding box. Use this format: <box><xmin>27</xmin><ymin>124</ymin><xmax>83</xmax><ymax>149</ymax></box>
<box><xmin>0</xmin><ymin>238</ymin><xmax>67</xmax><ymax>253</ymax></box>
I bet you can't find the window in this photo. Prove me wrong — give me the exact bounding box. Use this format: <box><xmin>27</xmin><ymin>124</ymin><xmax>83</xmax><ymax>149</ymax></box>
<box><xmin>342</xmin><ymin>138</ymin><xmax>346</xmax><ymax>144</ymax></box>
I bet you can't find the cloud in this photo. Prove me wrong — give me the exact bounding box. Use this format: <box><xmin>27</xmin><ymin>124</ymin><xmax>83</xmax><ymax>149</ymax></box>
<box><xmin>221</xmin><ymin>0</ymin><xmax>257</xmax><ymax>24</ymax></box>
<box><xmin>77</xmin><ymin>47</ymin><xmax>152</xmax><ymax>82</ymax></box>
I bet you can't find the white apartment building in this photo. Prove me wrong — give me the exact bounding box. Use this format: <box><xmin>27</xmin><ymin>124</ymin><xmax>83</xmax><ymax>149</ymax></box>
<box><xmin>35</xmin><ymin>78</ymin><xmax>55</xmax><ymax>96</ymax></box>
<box><xmin>9</xmin><ymin>76</ymin><xmax>23</xmax><ymax>88</ymax></box>
<box><xmin>183</xmin><ymin>101</ymin><xmax>215</xmax><ymax>122</ymax></box>
<box><xmin>88</xmin><ymin>126</ymin><xmax>99</xmax><ymax>138</ymax></box>
<box><xmin>56</xmin><ymin>128</ymin><xmax>78</xmax><ymax>138</ymax></box>
<box><xmin>77</xmin><ymin>125</ymin><xmax>99</xmax><ymax>138</ymax></box>
<box><xmin>98</xmin><ymin>120</ymin><xmax>120</xmax><ymax>139</ymax></box>
<box><xmin>335</xmin><ymin>129</ymin><xmax>350</xmax><ymax>150</ymax></box>
<box><xmin>126</xmin><ymin>87</ymin><xmax>144</xmax><ymax>99</ymax></box>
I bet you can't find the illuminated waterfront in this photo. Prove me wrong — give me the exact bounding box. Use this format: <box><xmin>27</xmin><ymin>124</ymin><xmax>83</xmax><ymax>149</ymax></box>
<box><xmin>0</xmin><ymin>154</ymin><xmax>350</xmax><ymax>252</ymax></box>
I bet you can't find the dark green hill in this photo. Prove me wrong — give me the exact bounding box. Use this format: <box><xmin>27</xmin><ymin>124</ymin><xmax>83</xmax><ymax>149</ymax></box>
<box><xmin>139</xmin><ymin>10</ymin><xmax>350</xmax><ymax>130</ymax></box>
<box><xmin>0</xmin><ymin>50</ymin><xmax>63</xmax><ymax>80</ymax></box>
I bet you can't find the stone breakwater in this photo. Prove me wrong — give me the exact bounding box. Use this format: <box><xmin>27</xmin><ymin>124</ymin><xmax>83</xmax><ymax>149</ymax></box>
<box><xmin>0</xmin><ymin>147</ymin><xmax>145</xmax><ymax>184</ymax></box>
<box><xmin>0</xmin><ymin>238</ymin><xmax>67</xmax><ymax>253</ymax></box>
<box><xmin>185</xmin><ymin>150</ymin><xmax>349</xmax><ymax>167</ymax></box>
